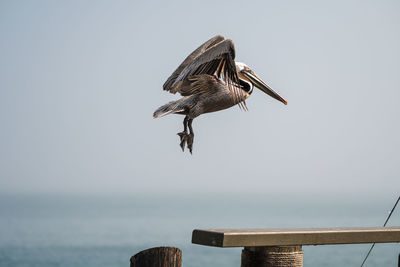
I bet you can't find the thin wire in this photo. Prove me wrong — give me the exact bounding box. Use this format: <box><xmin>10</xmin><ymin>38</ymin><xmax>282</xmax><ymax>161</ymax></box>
<box><xmin>360</xmin><ymin>196</ymin><xmax>400</xmax><ymax>267</ymax></box>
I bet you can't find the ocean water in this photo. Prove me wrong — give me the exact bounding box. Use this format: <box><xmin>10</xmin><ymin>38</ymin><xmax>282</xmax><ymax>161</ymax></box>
<box><xmin>0</xmin><ymin>193</ymin><xmax>399</xmax><ymax>267</ymax></box>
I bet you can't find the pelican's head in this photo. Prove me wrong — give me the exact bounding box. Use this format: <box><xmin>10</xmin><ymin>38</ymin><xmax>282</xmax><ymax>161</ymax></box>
<box><xmin>235</xmin><ymin>62</ymin><xmax>287</xmax><ymax>105</ymax></box>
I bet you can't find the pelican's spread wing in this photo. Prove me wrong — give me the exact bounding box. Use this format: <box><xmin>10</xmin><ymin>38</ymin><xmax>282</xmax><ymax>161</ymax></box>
<box><xmin>176</xmin><ymin>75</ymin><xmax>220</xmax><ymax>96</ymax></box>
<box><xmin>164</xmin><ymin>35</ymin><xmax>241</xmax><ymax>103</ymax></box>
<box><xmin>163</xmin><ymin>35</ymin><xmax>224</xmax><ymax>92</ymax></box>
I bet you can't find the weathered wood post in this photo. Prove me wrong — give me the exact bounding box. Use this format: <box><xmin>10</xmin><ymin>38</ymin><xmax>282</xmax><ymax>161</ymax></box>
<box><xmin>241</xmin><ymin>246</ymin><xmax>303</xmax><ymax>267</ymax></box>
<box><xmin>130</xmin><ymin>247</ymin><xmax>182</xmax><ymax>267</ymax></box>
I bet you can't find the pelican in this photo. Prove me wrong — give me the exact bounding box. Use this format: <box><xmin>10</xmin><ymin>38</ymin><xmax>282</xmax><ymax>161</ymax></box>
<box><xmin>153</xmin><ymin>35</ymin><xmax>287</xmax><ymax>153</ymax></box>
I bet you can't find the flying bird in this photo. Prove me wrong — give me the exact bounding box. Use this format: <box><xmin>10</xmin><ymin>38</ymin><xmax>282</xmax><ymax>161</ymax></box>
<box><xmin>153</xmin><ymin>35</ymin><xmax>287</xmax><ymax>153</ymax></box>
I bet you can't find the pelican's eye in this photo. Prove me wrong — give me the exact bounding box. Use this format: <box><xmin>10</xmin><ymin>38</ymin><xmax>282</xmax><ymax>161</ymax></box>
<box><xmin>240</xmin><ymin>68</ymin><xmax>250</xmax><ymax>75</ymax></box>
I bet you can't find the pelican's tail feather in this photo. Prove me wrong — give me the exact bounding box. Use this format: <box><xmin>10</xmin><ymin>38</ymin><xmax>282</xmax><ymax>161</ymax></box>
<box><xmin>153</xmin><ymin>100</ymin><xmax>185</xmax><ymax>118</ymax></box>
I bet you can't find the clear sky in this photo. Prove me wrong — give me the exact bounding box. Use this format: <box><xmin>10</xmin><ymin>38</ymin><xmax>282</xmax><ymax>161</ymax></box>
<box><xmin>0</xmin><ymin>0</ymin><xmax>399</xmax><ymax>196</ymax></box>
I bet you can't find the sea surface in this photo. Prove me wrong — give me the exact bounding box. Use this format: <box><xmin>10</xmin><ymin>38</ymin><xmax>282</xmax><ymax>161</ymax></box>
<box><xmin>0</xmin><ymin>193</ymin><xmax>399</xmax><ymax>267</ymax></box>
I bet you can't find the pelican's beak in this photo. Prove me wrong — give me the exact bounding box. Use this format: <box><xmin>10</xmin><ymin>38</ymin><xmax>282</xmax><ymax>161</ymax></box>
<box><xmin>242</xmin><ymin>69</ymin><xmax>287</xmax><ymax>105</ymax></box>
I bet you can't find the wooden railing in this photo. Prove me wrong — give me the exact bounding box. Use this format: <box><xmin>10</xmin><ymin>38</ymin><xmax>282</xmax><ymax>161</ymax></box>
<box><xmin>192</xmin><ymin>226</ymin><xmax>400</xmax><ymax>267</ymax></box>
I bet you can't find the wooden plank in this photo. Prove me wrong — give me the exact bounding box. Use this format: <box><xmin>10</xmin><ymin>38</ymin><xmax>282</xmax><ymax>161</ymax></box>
<box><xmin>192</xmin><ymin>226</ymin><xmax>400</xmax><ymax>247</ymax></box>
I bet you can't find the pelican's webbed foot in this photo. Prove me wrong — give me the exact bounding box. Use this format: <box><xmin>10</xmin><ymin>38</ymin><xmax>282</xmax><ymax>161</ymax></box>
<box><xmin>177</xmin><ymin>116</ymin><xmax>195</xmax><ymax>154</ymax></box>
<box><xmin>187</xmin><ymin>133</ymin><xmax>194</xmax><ymax>154</ymax></box>
<box><xmin>177</xmin><ymin>132</ymin><xmax>189</xmax><ymax>151</ymax></box>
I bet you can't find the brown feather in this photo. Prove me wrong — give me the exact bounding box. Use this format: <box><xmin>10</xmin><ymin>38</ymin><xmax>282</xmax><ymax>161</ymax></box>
<box><xmin>163</xmin><ymin>35</ymin><xmax>225</xmax><ymax>92</ymax></box>
<box><xmin>174</xmin><ymin>75</ymin><xmax>219</xmax><ymax>96</ymax></box>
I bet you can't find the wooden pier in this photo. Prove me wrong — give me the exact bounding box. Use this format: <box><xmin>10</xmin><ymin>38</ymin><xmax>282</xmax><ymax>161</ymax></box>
<box><xmin>192</xmin><ymin>226</ymin><xmax>400</xmax><ymax>267</ymax></box>
<box><xmin>130</xmin><ymin>227</ymin><xmax>400</xmax><ymax>266</ymax></box>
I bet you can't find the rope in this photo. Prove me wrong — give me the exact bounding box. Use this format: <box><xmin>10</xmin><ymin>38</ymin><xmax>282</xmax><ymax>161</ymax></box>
<box><xmin>241</xmin><ymin>246</ymin><xmax>303</xmax><ymax>267</ymax></box>
<box><xmin>266</xmin><ymin>251</ymin><xmax>303</xmax><ymax>267</ymax></box>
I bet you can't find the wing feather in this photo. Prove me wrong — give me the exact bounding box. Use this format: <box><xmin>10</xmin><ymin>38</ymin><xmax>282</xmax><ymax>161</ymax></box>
<box><xmin>163</xmin><ymin>36</ymin><xmax>241</xmax><ymax>103</ymax></box>
<box><xmin>163</xmin><ymin>35</ymin><xmax>225</xmax><ymax>92</ymax></box>
<box><xmin>171</xmin><ymin>39</ymin><xmax>237</xmax><ymax>88</ymax></box>
<box><xmin>176</xmin><ymin>75</ymin><xmax>220</xmax><ymax>96</ymax></box>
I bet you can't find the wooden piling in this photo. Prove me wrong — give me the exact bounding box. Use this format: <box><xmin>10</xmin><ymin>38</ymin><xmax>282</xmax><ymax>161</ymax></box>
<box><xmin>241</xmin><ymin>246</ymin><xmax>303</xmax><ymax>267</ymax></box>
<box><xmin>130</xmin><ymin>247</ymin><xmax>182</xmax><ymax>267</ymax></box>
